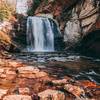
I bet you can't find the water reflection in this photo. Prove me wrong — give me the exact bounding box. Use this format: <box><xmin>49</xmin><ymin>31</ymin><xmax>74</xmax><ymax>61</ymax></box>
<box><xmin>13</xmin><ymin>52</ymin><xmax>100</xmax><ymax>84</ymax></box>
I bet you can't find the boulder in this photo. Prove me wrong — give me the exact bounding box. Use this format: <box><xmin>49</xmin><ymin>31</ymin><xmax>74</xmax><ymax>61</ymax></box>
<box><xmin>64</xmin><ymin>84</ymin><xmax>85</xmax><ymax>99</ymax></box>
<box><xmin>64</xmin><ymin>0</ymin><xmax>99</xmax><ymax>46</ymax></box>
<box><xmin>38</xmin><ymin>89</ymin><xmax>65</xmax><ymax>100</ymax></box>
<box><xmin>52</xmin><ymin>79</ymin><xmax>68</xmax><ymax>85</ymax></box>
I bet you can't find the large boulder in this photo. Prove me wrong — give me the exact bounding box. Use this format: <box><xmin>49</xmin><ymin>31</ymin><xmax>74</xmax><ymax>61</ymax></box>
<box><xmin>64</xmin><ymin>0</ymin><xmax>100</xmax><ymax>46</ymax></box>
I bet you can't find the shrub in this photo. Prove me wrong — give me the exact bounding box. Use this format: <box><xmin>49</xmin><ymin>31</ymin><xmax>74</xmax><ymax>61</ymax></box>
<box><xmin>27</xmin><ymin>0</ymin><xmax>42</xmax><ymax>16</ymax></box>
<box><xmin>0</xmin><ymin>1</ymin><xmax>14</xmax><ymax>21</ymax></box>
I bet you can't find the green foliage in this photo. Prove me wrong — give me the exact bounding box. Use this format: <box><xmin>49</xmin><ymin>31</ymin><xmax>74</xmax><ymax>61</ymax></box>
<box><xmin>0</xmin><ymin>2</ymin><xmax>14</xmax><ymax>21</ymax></box>
<box><xmin>27</xmin><ymin>0</ymin><xmax>50</xmax><ymax>16</ymax></box>
<box><xmin>27</xmin><ymin>0</ymin><xmax>41</xmax><ymax>16</ymax></box>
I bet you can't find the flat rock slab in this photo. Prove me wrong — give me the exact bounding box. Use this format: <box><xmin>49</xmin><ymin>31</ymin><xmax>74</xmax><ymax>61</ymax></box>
<box><xmin>0</xmin><ymin>59</ymin><xmax>24</xmax><ymax>68</ymax></box>
<box><xmin>3</xmin><ymin>95</ymin><xmax>32</xmax><ymax>100</ymax></box>
<box><xmin>0</xmin><ymin>89</ymin><xmax>8</xmax><ymax>99</ymax></box>
<box><xmin>52</xmin><ymin>79</ymin><xmax>68</xmax><ymax>85</ymax></box>
<box><xmin>38</xmin><ymin>89</ymin><xmax>65</xmax><ymax>100</ymax></box>
<box><xmin>17</xmin><ymin>66</ymin><xmax>40</xmax><ymax>74</ymax></box>
<box><xmin>19</xmin><ymin>88</ymin><xmax>30</xmax><ymax>95</ymax></box>
<box><xmin>0</xmin><ymin>68</ymin><xmax>16</xmax><ymax>80</ymax></box>
<box><xmin>17</xmin><ymin>66</ymin><xmax>48</xmax><ymax>78</ymax></box>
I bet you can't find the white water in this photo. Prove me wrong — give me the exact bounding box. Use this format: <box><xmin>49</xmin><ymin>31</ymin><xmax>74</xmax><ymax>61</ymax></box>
<box><xmin>26</xmin><ymin>17</ymin><xmax>54</xmax><ymax>52</ymax></box>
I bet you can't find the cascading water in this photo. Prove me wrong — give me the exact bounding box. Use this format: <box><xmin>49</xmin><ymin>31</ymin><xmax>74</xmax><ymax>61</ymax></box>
<box><xmin>26</xmin><ymin>17</ymin><xmax>55</xmax><ymax>52</ymax></box>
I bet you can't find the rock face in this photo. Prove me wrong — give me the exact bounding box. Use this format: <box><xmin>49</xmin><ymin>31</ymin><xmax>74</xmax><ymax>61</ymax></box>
<box><xmin>35</xmin><ymin>0</ymin><xmax>100</xmax><ymax>48</ymax></box>
<box><xmin>64</xmin><ymin>0</ymin><xmax>100</xmax><ymax>46</ymax></box>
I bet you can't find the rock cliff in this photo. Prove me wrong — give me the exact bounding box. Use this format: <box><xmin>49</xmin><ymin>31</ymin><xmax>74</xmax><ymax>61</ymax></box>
<box><xmin>35</xmin><ymin>0</ymin><xmax>100</xmax><ymax>47</ymax></box>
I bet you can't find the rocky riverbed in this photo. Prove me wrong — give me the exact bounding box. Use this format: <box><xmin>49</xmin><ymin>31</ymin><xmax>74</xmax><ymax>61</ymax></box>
<box><xmin>0</xmin><ymin>52</ymin><xmax>99</xmax><ymax>100</ymax></box>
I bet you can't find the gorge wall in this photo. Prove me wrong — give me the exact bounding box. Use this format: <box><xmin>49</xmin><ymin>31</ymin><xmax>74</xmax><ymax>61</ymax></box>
<box><xmin>35</xmin><ymin>0</ymin><xmax>100</xmax><ymax>47</ymax></box>
<box><xmin>2</xmin><ymin>0</ymin><xmax>100</xmax><ymax>55</ymax></box>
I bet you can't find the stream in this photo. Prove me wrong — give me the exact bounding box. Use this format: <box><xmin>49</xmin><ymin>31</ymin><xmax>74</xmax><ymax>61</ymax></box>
<box><xmin>12</xmin><ymin>52</ymin><xmax>100</xmax><ymax>85</ymax></box>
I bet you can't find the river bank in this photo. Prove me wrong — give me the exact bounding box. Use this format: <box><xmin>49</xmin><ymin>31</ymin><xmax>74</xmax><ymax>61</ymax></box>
<box><xmin>0</xmin><ymin>52</ymin><xmax>99</xmax><ymax>100</ymax></box>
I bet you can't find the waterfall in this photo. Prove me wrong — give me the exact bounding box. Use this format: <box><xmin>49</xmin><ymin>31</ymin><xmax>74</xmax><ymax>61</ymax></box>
<box><xmin>26</xmin><ymin>17</ymin><xmax>55</xmax><ymax>52</ymax></box>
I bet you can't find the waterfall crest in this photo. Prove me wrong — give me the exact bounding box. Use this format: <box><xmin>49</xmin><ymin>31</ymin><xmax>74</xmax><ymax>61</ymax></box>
<box><xmin>26</xmin><ymin>17</ymin><xmax>55</xmax><ymax>52</ymax></box>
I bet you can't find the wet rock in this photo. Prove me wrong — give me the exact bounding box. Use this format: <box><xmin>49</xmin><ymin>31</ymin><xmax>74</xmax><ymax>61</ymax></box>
<box><xmin>38</xmin><ymin>89</ymin><xmax>65</xmax><ymax>100</ymax></box>
<box><xmin>0</xmin><ymin>89</ymin><xmax>8</xmax><ymax>99</ymax></box>
<box><xmin>64</xmin><ymin>84</ymin><xmax>85</xmax><ymax>99</ymax></box>
<box><xmin>38</xmin><ymin>65</ymin><xmax>46</xmax><ymax>69</ymax></box>
<box><xmin>3</xmin><ymin>95</ymin><xmax>32</xmax><ymax>100</ymax></box>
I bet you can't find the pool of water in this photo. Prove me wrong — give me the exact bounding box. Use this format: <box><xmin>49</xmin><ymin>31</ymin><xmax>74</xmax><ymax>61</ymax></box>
<box><xmin>12</xmin><ymin>52</ymin><xmax>100</xmax><ymax>84</ymax></box>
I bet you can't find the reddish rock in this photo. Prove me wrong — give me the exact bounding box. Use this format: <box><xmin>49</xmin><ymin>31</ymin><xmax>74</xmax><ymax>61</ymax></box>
<box><xmin>38</xmin><ymin>89</ymin><xmax>65</xmax><ymax>100</ymax></box>
<box><xmin>19</xmin><ymin>88</ymin><xmax>30</xmax><ymax>95</ymax></box>
<box><xmin>17</xmin><ymin>66</ymin><xmax>47</xmax><ymax>79</ymax></box>
<box><xmin>0</xmin><ymin>59</ymin><xmax>6</xmax><ymax>66</ymax></box>
<box><xmin>96</xmin><ymin>18</ymin><xmax>100</xmax><ymax>29</ymax></box>
<box><xmin>3</xmin><ymin>95</ymin><xmax>32</xmax><ymax>100</ymax></box>
<box><xmin>52</xmin><ymin>79</ymin><xmax>68</xmax><ymax>85</ymax></box>
<box><xmin>64</xmin><ymin>84</ymin><xmax>85</xmax><ymax>99</ymax></box>
<box><xmin>35</xmin><ymin>0</ymin><xmax>78</xmax><ymax>17</ymax></box>
<box><xmin>80</xmin><ymin>80</ymin><xmax>97</xmax><ymax>88</ymax></box>
<box><xmin>0</xmin><ymin>68</ymin><xmax>16</xmax><ymax>80</ymax></box>
<box><xmin>0</xmin><ymin>68</ymin><xmax>4</xmax><ymax>73</ymax></box>
<box><xmin>18</xmin><ymin>73</ymin><xmax>36</xmax><ymax>79</ymax></box>
<box><xmin>8</xmin><ymin>61</ymin><xmax>24</xmax><ymax>68</ymax></box>
<box><xmin>17</xmin><ymin>66</ymin><xmax>40</xmax><ymax>74</ymax></box>
<box><xmin>35</xmin><ymin>72</ymin><xmax>48</xmax><ymax>78</ymax></box>
<box><xmin>0</xmin><ymin>89</ymin><xmax>8</xmax><ymax>99</ymax></box>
